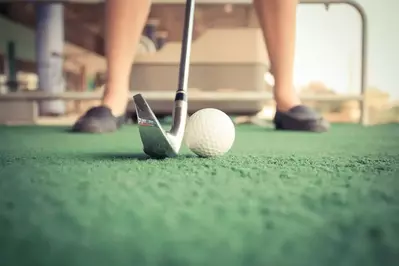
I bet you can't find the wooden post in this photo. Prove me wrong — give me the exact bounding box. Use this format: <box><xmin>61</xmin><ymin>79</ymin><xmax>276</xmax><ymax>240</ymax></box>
<box><xmin>75</xmin><ymin>65</ymin><xmax>87</xmax><ymax>113</ymax></box>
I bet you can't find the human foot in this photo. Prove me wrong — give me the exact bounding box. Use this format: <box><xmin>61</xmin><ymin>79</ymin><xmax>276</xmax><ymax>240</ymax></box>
<box><xmin>71</xmin><ymin>106</ymin><xmax>126</xmax><ymax>133</ymax></box>
<box><xmin>273</xmin><ymin>105</ymin><xmax>330</xmax><ymax>132</ymax></box>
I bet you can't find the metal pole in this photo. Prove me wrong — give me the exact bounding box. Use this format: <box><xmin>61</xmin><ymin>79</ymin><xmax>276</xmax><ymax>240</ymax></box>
<box><xmin>300</xmin><ymin>0</ymin><xmax>368</xmax><ymax>125</ymax></box>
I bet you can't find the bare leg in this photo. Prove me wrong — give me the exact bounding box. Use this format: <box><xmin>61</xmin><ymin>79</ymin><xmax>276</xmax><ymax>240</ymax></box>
<box><xmin>253</xmin><ymin>0</ymin><xmax>329</xmax><ymax>132</ymax></box>
<box><xmin>253</xmin><ymin>0</ymin><xmax>300</xmax><ymax>112</ymax></box>
<box><xmin>72</xmin><ymin>0</ymin><xmax>151</xmax><ymax>133</ymax></box>
<box><xmin>103</xmin><ymin>0</ymin><xmax>151</xmax><ymax>116</ymax></box>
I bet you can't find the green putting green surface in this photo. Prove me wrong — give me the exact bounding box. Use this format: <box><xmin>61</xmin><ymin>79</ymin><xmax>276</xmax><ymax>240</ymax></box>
<box><xmin>0</xmin><ymin>124</ymin><xmax>398</xmax><ymax>266</ymax></box>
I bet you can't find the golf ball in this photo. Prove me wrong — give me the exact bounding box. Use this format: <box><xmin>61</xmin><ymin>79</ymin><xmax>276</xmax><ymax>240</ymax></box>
<box><xmin>184</xmin><ymin>108</ymin><xmax>235</xmax><ymax>157</ymax></box>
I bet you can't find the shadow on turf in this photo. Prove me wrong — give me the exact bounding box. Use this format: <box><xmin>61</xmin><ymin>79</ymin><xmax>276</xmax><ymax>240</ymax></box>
<box><xmin>89</xmin><ymin>152</ymin><xmax>150</xmax><ymax>161</ymax></box>
<box><xmin>83</xmin><ymin>152</ymin><xmax>197</xmax><ymax>161</ymax></box>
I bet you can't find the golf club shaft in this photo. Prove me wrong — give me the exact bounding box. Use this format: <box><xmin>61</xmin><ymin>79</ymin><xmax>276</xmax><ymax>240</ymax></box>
<box><xmin>176</xmin><ymin>0</ymin><xmax>195</xmax><ymax>96</ymax></box>
<box><xmin>170</xmin><ymin>0</ymin><xmax>195</xmax><ymax>135</ymax></box>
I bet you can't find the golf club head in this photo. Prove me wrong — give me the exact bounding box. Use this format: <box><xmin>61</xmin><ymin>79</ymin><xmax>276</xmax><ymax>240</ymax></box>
<box><xmin>133</xmin><ymin>94</ymin><xmax>180</xmax><ymax>159</ymax></box>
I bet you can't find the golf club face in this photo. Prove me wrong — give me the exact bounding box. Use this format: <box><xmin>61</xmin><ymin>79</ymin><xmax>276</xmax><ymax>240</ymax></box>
<box><xmin>133</xmin><ymin>94</ymin><xmax>179</xmax><ymax>159</ymax></box>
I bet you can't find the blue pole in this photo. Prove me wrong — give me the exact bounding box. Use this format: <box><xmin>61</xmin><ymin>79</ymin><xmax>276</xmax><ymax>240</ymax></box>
<box><xmin>35</xmin><ymin>3</ymin><xmax>65</xmax><ymax>116</ymax></box>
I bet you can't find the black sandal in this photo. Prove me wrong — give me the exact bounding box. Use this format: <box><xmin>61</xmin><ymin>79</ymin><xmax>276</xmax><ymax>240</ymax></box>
<box><xmin>273</xmin><ymin>105</ymin><xmax>330</xmax><ymax>132</ymax></box>
<box><xmin>72</xmin><ymin>106</ymin><xmax>126</xmax><ymax>133</ymax></box>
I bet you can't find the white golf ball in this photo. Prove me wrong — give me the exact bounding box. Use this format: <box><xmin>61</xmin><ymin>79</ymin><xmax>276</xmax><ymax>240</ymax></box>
<box><xmin>184</xmin><ymin>108</ymin><xmax>235</xmax><ymax>157</ymax></box>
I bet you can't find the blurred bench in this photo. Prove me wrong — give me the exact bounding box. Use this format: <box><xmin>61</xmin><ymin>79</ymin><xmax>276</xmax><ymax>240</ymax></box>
<box><xmin>128</xmin><ymin>28</ymin><xmax>271</xmax><ymax>116</ymax></box>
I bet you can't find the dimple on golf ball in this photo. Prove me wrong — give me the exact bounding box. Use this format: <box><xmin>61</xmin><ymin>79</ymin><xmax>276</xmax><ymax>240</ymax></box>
<box><xmin>184</xmin><ymin>108</ymin><xmax>235</xmax><ymax>157</ymax></box>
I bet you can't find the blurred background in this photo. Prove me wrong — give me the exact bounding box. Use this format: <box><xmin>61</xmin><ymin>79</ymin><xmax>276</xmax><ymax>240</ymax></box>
<box><xmin>0</xmin><ymin>0</ymin><xmax>397</xmax><ymax>126</ymax></box>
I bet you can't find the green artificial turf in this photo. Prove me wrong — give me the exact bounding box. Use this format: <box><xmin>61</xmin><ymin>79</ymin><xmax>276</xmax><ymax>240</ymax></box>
<box><xmin>0</xmin><ymin>124</ymin><xmax>398</xmax><ymax>266</ymax></box>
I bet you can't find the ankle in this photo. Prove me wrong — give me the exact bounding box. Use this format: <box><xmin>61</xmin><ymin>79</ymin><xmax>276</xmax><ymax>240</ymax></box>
<box><xmin>102</xmin><ymin>94</ymin><xmax>129</xmax><ymax>117</ymax></box>
<box><xmin>274</xmin><ymin>95</ymin><xmax>301</xmax><ymax>112</ymax></box>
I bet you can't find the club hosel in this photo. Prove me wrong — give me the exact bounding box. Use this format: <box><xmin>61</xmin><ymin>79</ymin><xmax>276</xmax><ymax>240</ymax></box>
<box><xmin>169</xmin><ymin>99</ymin><xmax>188</xmax><ymax>137</ymax></box>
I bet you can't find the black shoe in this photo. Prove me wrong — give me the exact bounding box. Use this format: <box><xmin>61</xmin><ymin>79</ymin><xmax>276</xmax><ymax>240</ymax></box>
<box><xmin>72</xmin><ymin>106</ymin><xmax>126</xmax><ymax>133</ymax></box>
<box><xmin>273</xmin><ymin>105</ymin><xmax>330</xmax><ymax>132</ymax></box>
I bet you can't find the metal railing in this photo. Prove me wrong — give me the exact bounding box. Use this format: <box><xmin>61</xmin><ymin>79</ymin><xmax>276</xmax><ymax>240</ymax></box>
<box><xmin>299</xmin><ymin>0</ymin><xmax>368</xmax><ymax>124</ymax></box>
